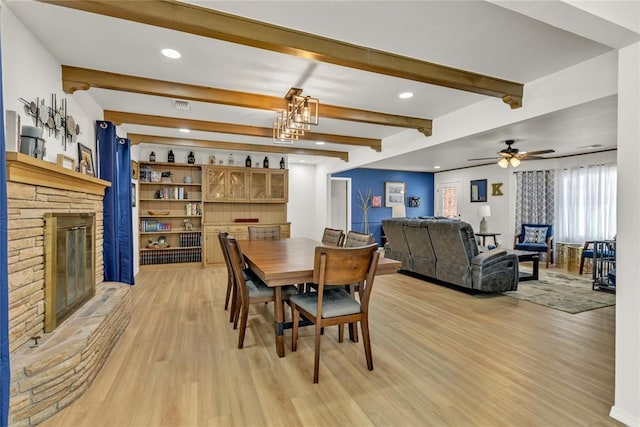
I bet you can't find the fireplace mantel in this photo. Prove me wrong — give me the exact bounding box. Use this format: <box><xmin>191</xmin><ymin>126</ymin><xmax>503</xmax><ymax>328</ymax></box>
<box><xmin>6</xmin><ymin>152</ymin><xmax>111</xmax><ymax>195</ymax></box>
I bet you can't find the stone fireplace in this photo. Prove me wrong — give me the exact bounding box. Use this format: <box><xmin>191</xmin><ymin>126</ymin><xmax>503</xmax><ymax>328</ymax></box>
<box><xmin>6</xmin><ymin>153</ymin><xmax>131</xmax><ymax>426</ymax></box>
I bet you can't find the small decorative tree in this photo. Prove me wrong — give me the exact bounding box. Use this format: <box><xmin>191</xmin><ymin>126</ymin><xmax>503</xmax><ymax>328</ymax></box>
<box><xmin>357</xmin><ymin>188</ymin><xmax>373</xmax><ymax>233</ymax></box>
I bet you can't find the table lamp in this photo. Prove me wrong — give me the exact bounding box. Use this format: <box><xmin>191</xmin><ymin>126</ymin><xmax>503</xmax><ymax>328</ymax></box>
<box><xmin>478</xmin><ymin>205</ymin><xmax>491</xmax><ymax>234</ymax></box>
<box><xmin>391</xmin><ymin>204</ymin><xmax>406</xmax><ymax>218</ymax></box>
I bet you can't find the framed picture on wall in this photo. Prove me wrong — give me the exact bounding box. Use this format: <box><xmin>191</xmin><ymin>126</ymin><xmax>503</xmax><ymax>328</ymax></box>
<box><xmin>77</xmin><ymin>143</ymin><xmax>95</xmax><ymax>177</ymax></box>
<box><xmin>385</xmin><ymin>181</ymin><xmax>406</xmax><ymax>207</ymax></box>
<box><xmin>371</xmin><ymin>195</ymin><xmax>382</xmax><ymax>208</ymax></box>
<box><xmin>470</xmin><ymin>179</ymin><xmax>487</xmax><ymax>202</ymax></box>
<box><xmin>131</xmin><ymin>161</ymin><xmax>139</xmax><ymax>180</ymax></box>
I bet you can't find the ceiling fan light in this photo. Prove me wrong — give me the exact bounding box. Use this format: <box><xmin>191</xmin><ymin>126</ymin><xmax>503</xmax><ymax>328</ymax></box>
<box><xmin>498</xmin><ymin>158</ymin><xmax>509</xmax><ymax>168</ymax></box>
<box><xmin>510</xmin><ymin>157</ymin><xmax>521</xmax><ymax>167</ymax></box>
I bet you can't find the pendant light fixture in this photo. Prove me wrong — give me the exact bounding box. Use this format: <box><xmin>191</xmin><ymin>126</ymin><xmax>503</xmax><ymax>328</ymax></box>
<box><xmin>273</xmin><ymin>87</ymin><xmax>319</xmax><ymax>143</ymax></box>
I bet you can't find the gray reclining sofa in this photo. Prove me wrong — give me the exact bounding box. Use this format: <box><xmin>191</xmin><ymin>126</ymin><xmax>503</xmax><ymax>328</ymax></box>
<box><xmin>382</xmin><ymin>217</ymin><xmax>518</xmax><ymax>292</ymax></box>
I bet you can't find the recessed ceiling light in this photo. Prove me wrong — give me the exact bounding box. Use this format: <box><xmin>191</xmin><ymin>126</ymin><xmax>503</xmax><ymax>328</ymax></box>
<box><xmin>179</xmin><ymin>128</ymin><xmax>190</xmax><ymax>133</ymax></box>
<box><xmin>161</xmin><ymin>48</ymin><xmax>181</xmax><ymax>59</ymax></box>
<box><xmin>315</xmin><ymin>141</ymin><xmax>325</xmax><ymax>145</ymax></box>
<box><xmin>398</xmin><ymin>92</ymin><xmax>414</xmax><ymax>99</ymax></box>
<box><xmin>300</xmin><ymin>160</ymin><xmax>305</xmax><ymax>163</ymax></box>
<box><xmin>434</xmin><ymin>166</ymin><xmax>441</xmax><ymax>169</ymax></box>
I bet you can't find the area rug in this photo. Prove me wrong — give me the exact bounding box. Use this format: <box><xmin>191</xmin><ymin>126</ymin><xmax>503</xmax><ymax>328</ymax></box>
<box><xmin>503</xmin><ymin>269</ymin><xmax>616</xmax><ymax>314</ymax></box>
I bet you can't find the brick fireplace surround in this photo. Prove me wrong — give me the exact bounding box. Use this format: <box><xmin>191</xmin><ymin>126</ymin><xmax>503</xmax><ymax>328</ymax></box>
<box><xmin>6</xmin><ymin>153</ymin><xmax>132</xmax><ymax>426</ymax></box>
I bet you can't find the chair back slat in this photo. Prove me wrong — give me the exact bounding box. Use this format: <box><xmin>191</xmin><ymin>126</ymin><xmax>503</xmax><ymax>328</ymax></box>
<box><xmin>312</xmin><ymin>244</ymin><xmax>378</xmax><ymax>286</ymax></box>
<box><xmin>343</xmin><ymin>230</ymin><xmax>375</xmax><ymax>247</ymax></box>
<box><xmin>248</xmin><ymin>225</ymin><xmax>281</xmax><ymax>240</ymax></box>
<box><xmin>218</xmin><ymin>231</ymin><xmax>233</xmax><ymax>279</ymax></box>
<box><xmin>321</xmin><ymin>227</ymin><xmax>345</xmax><ymax>246</ymax></box>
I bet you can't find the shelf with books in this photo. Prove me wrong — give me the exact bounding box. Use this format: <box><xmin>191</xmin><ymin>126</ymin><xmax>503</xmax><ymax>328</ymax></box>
<box><xmin>138</xmin><ymin>162</ymin><xmax>203</xmax><ymax>268</ymax></box>
<box><xmin>140</xmin><ymin>230</ymin><xmax>202</xmax><ymax>235</ymax></box>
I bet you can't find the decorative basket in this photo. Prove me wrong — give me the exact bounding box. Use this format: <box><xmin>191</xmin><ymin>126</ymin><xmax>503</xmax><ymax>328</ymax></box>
<box><xmin>148</xmin><ymin>210</ymin><xmax>170</xmax><ymax>216</ymax></box>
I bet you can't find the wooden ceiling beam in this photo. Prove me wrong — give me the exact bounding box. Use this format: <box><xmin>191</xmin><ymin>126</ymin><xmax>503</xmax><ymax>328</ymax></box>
<box><xmin>104</xmin><ymin>110</ymin><xmax>381</xmax><ymax>151</ymax></box>
<box><xmin>63</xmin><ymin>66</ymin><xmax>432</xmax><ymax>135</ymax></box>
<box><xmin>128</xmin><ymin>134</ymin><xmax>349</xmax><ymax>161</ymax></box>
<box><xmin>47</xmin><ymin>1</ymin><xmax>523</xmax><ymax>108</ymax></box>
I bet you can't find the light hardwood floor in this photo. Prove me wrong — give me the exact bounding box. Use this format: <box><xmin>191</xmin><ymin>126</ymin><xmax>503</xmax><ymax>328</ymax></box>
<box><xmin>41</xmin><ymin>266</ymin><xmax>619</xmax><ymax>426</ymax></box>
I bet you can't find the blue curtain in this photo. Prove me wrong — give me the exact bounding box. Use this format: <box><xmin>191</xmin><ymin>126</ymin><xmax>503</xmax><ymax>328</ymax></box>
<box><xmin>96</xmin><ymin>121</ymin><xmax>134</xmax><ymax>285</ymax></box>
<box><xmin>0</xmin><ymin>34</ymin><xmax>10</xmax><ymax>427</ymax></box>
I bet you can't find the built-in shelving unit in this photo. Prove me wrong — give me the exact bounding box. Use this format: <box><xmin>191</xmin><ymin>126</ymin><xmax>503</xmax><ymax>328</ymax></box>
<box><xmin>137</xmin><ymin>162</ymin><xmax>290</xmax><ymax>268</ymax></box>
<box><xmin>138</xmin><ymin>161</ymin><xmax>202</xmax><ymax>268</ymax></box>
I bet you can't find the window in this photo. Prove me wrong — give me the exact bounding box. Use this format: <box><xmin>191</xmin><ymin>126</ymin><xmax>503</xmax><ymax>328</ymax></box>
<box><xmin>556</xmin><ymin>164</ymin><xmax>617</xmax><ymax>242</ymax></box>
<box><xmin>442</xmin><ymin>185</ymin><xmax>459</xmax><ymax>218</ymax></box>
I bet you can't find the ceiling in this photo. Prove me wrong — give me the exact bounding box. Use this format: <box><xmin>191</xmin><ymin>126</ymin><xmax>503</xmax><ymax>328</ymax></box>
<box><xmin>6</xmin><ymin>1</ymin><xmax>624</xmax><ymax>170</ymax></box>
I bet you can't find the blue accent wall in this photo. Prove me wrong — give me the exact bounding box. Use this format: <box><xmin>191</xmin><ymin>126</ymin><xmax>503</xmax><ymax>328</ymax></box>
<box><xmin>332</xmin><ymin>168</ymin><xmax>434</xmax><ymax>244</ymax></box>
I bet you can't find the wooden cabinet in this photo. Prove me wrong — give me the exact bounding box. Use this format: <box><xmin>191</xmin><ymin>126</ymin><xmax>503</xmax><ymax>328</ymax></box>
<box><xmin>138</xmin><ymin>162</ymin><xmax>203</xmax><ymax>268</ymax></box>
<box><xmin>202</xmin><ymin>166</ymin><xmax>288</xmax><ymax>203</ymax></box>
<box><xmin>250</xmin><ymin>169</ymin><xmax>288</xmax><ymax>202</ymax></box>
<box><xmin>202</xmin><ymin>166</ymin><xmax>249</xmax><ymax>202</ymax></box>
<box><xmin>204</xmin><ymin>225</ymin><xmax>226</xmax><ymax>265</ymax></box>
<box><xmin>202</xmin><ymin>165</ymin><xmax>290</xmax><ymax>266</ymax></box>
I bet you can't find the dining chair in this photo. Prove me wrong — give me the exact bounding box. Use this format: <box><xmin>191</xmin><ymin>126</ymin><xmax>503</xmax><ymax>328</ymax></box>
<box><xmin>343</xmin><ymin>230</ymin><xmax>376</xmax><ymax>247</ymax></box>
<box><xmin>290</xmin><ymin>243</ymin><xmax>379</xmax><ymax>383</ymax></box>
<box><xmin>321</xmin><ymin>227</ymin><xmax>345</xmax><ymax>246</ymax></box>
<box><xmin>226</xmin><ymin>236</ymin><xmax>298</xmax><ymax>349</ymax></box>
<box><xmin>248</xmin><ymin>225</ymin><xmax>281</xmax><ymax>240</ymax></box>
<box><xmin>218</xmin><ymin>231</ymin><xmax>257</xmax><ymax>323</ymax></box>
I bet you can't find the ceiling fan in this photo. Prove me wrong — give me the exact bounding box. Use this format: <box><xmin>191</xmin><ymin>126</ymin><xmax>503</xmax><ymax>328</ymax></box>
<box><xmin>468</xmin><ymin>140</ymin><xmax>555</xmax><ymax>168</ymax></box>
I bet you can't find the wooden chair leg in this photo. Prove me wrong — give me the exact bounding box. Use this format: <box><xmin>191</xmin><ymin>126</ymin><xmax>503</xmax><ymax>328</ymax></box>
<box><xmin>229</xmin><ymin>285</ymin><xmax>238</xmax><ymax>323</ymax></box>
<box><xmin>233</xmin><ymin>296</ymin><xmax>241</xmax><ymax>329</ymax></box>
<box><xmin>291</xmin><ymin>305</ymin><xmax>299</xmax><ymax>352</ymax></box>
<box><xmin>313</xmin><ymin>324</ymin><xmax>322</xmax><ymax>384</ymax></box>
<box><xmin>360</xmin><ymin>318</ymin><xmax>373</xmax><ymax>371</ymax></box>
<box><xmin>348</xmin><ymin>322</ymin><xmax>359</xmax><ymax>342</ymax></box>
<box><xmin>579</xmin><ymin>256</ymin><xmax>586</xmax><ymax>274</ymax></box>
<box><xmin>224</xmin><ymin>278</ymin><xmax>232</xmax><ymax>310</ymax></box>
<box><xmin>338</xmin><ymin>324</ymin><xmax>344</xmax><ymax>343</ymax></box>
<box><xmin>237</xmin><ymin>305</ymin><xmax>249</xmax><ymax>349</ymax></box>
<box><xmin>546</xmin><ymin>249</ymin><xmax>550</xmax><ymax>268</ymax></box>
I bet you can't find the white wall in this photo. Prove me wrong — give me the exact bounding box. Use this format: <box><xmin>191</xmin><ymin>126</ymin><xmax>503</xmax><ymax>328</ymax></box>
<box><xmin>287</xmin><ymin>163</ymin><xmax>316</xmax><ymax>239</ymax></box>
<box><xmin>434</xmin><ymin>151</ymin><xmax>617</xmax><ymax>247</ymax></box>
<box><xmin>611</xmin><ymin>40</ymin><xmax>640</xmax><ymax>427</ymax></box>
<box><xmin>1</xmin><ymin>5</ymin><xmax>101</xmax><ymax>163</ymax></box>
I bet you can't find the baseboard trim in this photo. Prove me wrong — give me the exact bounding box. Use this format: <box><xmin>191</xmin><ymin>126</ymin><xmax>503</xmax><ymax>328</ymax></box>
<box><xmin>610</xmin><ymin>405</ymin><xmax>640</xmax><ymax>426</ymax></box>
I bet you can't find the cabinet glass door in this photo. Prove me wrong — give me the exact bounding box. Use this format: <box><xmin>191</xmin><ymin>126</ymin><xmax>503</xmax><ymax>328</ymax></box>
<box><xmin>250</xmin><ymin>171</ymin><xmax>268</xmax><ymax>200</ymax></box>
<box><xmin>228</xmin><ymin>171</ymin><xmax>248</xmax><ymax>200</ymax></box>
<box><xmin>205</xmin><ymin>169</ymin><xmax>226</xmax><ymax>201</ymax></box>
<box><xmin>270</xmin><ymin>171</ymin><xmax>286</xmax><ymax>201</ymax></box>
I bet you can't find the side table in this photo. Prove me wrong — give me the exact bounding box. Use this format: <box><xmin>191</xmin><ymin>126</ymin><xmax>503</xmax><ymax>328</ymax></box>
<box><xmin>476</xmin><ymin>232</ymin><xmax>501</xmax><ymax>247</ymax></box>
<box><xmin>513</xmin><ymin>250</ymin><xmax>539</xmax><ymax>281</ymax></box>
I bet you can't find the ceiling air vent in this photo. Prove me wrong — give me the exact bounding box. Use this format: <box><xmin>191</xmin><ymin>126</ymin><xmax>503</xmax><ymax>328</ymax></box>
<box><xmin>173</xmin><ymin>100</ymin><xmax>191</xmax><ymax>110</ymax></box>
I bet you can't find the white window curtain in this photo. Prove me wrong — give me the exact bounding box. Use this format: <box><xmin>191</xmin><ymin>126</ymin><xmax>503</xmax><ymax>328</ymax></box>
<box><xmin>555</xmin><ymin>164</ymin><xmax>617</xmax><ymax>243</ymax></box>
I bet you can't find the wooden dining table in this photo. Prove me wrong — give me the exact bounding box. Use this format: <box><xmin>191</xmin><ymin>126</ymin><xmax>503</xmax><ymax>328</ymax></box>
<box><xmin>238</xmin><ymin>237</ymin><xmax>401</xmax><ymax>357</ymax></box>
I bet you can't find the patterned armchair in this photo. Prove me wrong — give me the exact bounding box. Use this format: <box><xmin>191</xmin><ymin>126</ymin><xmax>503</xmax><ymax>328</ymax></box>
<box><xmin>514</xmin><ymin>224</ymin><xmax>554</xmax><ymax>268</ymax></box>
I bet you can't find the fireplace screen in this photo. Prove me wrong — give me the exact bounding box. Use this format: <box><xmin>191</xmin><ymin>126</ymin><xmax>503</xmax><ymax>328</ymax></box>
<box><xmin>44</xmin><ymin>213</ymin><xmax>96</xmax><ymax>332</ymax></box>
